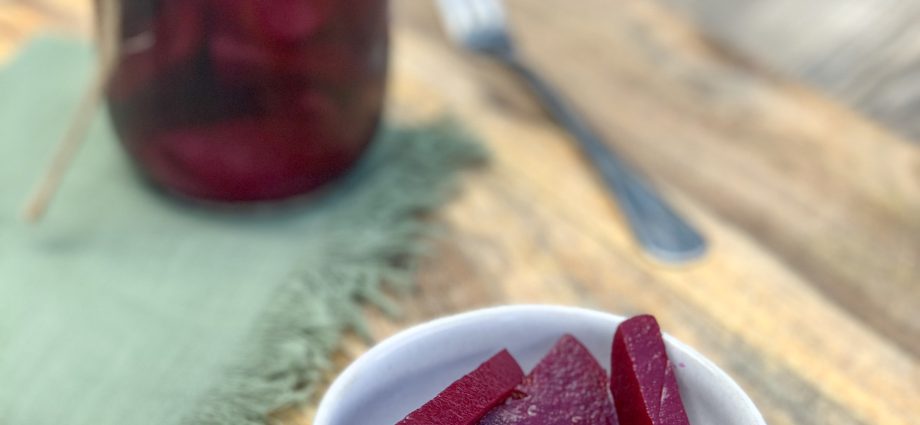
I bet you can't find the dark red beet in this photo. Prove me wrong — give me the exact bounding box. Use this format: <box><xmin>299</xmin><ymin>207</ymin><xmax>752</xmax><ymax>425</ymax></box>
<box><xmin>479</xmin><ymin>335</ymin><xmax>617</xmax><ymax>425</ymax></box>
<box><xmin>251</xmin><ymin>0</ymin><xmax>332</xmax><ymax>43</ymax></box>
<box><xmin>211</xmin><ymin>0</ymin><xmax>331</xmax><ymax>44</ymax></box>
<box><xmin>109</xmin><ymin>0</ymin><xmax>205</xmax><ymax>100</ymax></box>
<box><xmin>129</xmin><ymin>117</ymin><xmax>368</xmax><ymax>201</ymax></box>
<box><xmin>610</xmin><ymin>316</ymin><xmax>690</xmax><ymax>425</ymax></box>
<box><xmin>208</xmin><ymin>0</ymin><xmax>351</xmax><ymax>86</ymax></box>
<box><xmin>106</xmin><ymin>0</ymin><xmax>389</xmax><ymax>202</ymax></box>
<box><xmin>657</xmin><ymin>359</ymin><xmax>689</xmax><ymax>425</ymax></box>
<box><xmin>208</xmin><ymin>32</ymin><xmax>366</xmax><ymax>87</ymax></box>
<box><xmin>397</xmin><ymin>350</ymin><xmax>524</xmax><ymax>425</ymax></box>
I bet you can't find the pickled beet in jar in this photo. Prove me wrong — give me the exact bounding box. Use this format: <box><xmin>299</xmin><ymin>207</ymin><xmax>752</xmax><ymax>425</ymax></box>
<box><xmin>106</xmin><ymin>0</ymin><xmax>389</xmax><ymax>202</ymax></box>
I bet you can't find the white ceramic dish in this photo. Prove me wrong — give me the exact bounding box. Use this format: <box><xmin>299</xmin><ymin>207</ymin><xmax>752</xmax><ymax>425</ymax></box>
<box><xmin>315</xmin><ymin>305</ymin><xmax>766</xmax><ymax>425</ymax></box>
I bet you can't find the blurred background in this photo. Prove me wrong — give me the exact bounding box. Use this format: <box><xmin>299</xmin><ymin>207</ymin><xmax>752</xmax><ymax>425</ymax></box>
<box><xmin>668</xmin><ymin>0</ymin><xmax>920</xmax><ymax>142</ymax></box>
<box><xmin>1</xmin><ymin>1</ymin><xmax>918</xmax><ymax>425</ymax></box>
<box><xmin>5</xmin><ymin>0</ymin><xmax>920</xmax><ymax>141</ymax></box>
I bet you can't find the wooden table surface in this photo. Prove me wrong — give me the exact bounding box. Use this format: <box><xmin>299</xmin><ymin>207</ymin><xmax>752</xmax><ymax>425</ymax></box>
<box><xmin>3</xmin><ymin>1</ymin><xmax>919</xmax><ymax>424</ymax></box>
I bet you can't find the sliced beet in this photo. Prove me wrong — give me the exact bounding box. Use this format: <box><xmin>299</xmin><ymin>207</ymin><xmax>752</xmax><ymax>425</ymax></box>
<box><xmin>108</xmin><ymin>0</ymin><xmax>205</xmax><ymax>100</ymax></box>
<box><xmin>212</xmin><ymin>0</ymin><xmax>331</xmax><ymax>45</ymax></box>
<box><xmin>252</xmin><ymin>0</ymin><xmax>332</xmax><ymax>43</ymax></box>
<box><xmin>397</xmin><ymin>350</ymin><xmax>524</xmax><ymax>425</ymax></box>
<box><xmin>657</xmin><ymin>359</ymin><xmax>689</xmax><ymax>425</ymax></box>
<box><xmin>207</xmin><ymin>32</ymin><xmax>366</xmax><ymax>87</ymax></box>
<box><xmin>207</xmin><ymin>1</ymin><xmax>377</xmax><ymax>87</ymax></box>
<box><xmin>610</xmin><ymin>315</ymin><xmax>690</xmax><ymax>425</ymax></box>
<box><xmin>131</xmin><ymin>116</ymin><xmax>363</xmax><ymax>201</ymax></box>
<box><xmin>479</xmin><ymin>335</ymin><xmax>617</xmax><ymax>425</ymax></box>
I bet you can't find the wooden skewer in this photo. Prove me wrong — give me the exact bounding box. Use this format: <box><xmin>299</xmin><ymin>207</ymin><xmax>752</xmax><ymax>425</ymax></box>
<box><xmin>21</xmin><ymin>71</ymin><xmax>109</xmax><ymax>222</ymax></box>
<box><xmin>21</xmin><ymin>0</ymin><xmax>120</xmax><ymax>223</ymax></box>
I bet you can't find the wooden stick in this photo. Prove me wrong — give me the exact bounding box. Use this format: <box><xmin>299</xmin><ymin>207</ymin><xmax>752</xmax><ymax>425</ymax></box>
<box><xmin>21</xmin><ymin>0</ymin><xmax>120</xmax><ymax>223</ymax></box>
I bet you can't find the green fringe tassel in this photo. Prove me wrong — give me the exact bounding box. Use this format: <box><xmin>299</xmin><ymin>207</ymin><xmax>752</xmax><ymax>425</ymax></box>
<box><xmin>183</xmin><ymin>119</ymin><xmax>488</xmax><ymax>425</ymax></box>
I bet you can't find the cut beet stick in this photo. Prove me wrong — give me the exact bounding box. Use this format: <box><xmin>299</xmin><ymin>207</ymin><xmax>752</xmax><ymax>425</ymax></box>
<box><xmin>480</xmin><ymin>334</ymin><xmax>617</xmax><ymax>425</ymax></box>
<box><xmin>397</xmin><ymin>349</ymin><xmax>525</xmax><ymax>425</ymax></box>
<box><xmin>611</xmin><ymin>315</ymin><xmax>690</xmax><ymax>425</ymax></box>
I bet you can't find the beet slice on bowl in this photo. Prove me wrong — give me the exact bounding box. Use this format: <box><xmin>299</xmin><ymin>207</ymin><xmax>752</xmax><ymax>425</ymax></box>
<box><xmin>397</xmin><ymin>350</ymin><xmax>525</xmax><ymax>425</ymax></box>
<box><xmin>610</xmin><ymin>315</ymin><xmax>690</xmax><ymax>425</ymax></box>
<box><xmin>480</xmin><ymin>334</ymin><xmax>617</xmax><ymax>425</ymax></box>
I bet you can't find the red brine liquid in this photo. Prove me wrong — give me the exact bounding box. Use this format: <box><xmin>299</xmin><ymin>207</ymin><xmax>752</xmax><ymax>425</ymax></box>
<box><xmin>106</xmin><ymin>0</ymin><xmax>389</xmax><ymax>202</ymax></box>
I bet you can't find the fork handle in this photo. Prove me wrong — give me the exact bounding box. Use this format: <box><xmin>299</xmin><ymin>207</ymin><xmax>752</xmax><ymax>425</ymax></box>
<box><xmin>505</xmin><ymin>58</ymin><xmax>706</xmax><ymax>263</ymax></box>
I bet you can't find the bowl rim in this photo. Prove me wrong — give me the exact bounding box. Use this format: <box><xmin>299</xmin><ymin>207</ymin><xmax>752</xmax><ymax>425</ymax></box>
<box><xmin>314</xmin><ymin>304</ymin><xmax>766</xmax><ymax>424</ymax></box>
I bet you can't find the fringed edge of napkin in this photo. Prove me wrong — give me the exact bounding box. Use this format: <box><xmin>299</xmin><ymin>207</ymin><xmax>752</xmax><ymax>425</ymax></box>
<box><xmin>181</xmin><ymin>119</ymin><xmax>487</xmax><ymax>425</ymax></box>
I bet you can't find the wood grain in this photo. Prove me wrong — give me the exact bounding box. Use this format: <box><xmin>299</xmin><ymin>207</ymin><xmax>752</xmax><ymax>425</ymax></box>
<box><xmin>2</xmin><ymin>1</ymin><xmax>919</xmax><ymax>425</ymax></box>
<box><xmin>0</xmin><ymin>0</ymin><xmax>87</xmax><ymax>63</ymax></box>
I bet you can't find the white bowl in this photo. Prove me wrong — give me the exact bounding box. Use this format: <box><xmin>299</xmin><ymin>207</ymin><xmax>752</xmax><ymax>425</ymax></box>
<box><xmin>315</xmin><ymin>305</ymin><xmax>766</xmax><ymax>425</ymax></box>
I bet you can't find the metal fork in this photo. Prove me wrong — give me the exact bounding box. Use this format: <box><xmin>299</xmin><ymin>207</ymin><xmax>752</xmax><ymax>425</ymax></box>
<box><xmin>436</xmin><ymin>0</ymin><xmax>706</xmax><ymax>263</ymax></box>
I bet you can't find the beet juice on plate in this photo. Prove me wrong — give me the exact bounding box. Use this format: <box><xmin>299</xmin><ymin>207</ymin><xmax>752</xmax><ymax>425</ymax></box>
<box><xmin>105</xmin><ymin>0</ymin><xmax>389</xmax><ymax>202</ymax></box>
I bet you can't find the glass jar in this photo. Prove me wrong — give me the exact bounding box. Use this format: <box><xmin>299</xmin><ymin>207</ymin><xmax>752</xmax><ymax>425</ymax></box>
<box><xmin>104</xmin><ymin>0</ymin><xmax>389</xmax><ymax>202</ymax></box>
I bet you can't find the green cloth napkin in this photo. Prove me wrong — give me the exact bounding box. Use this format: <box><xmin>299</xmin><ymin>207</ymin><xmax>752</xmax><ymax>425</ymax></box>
<box><xmin>0</xmin><ymin>38</ymin><xmax>484</xmax><ymax>425</ymax></box>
